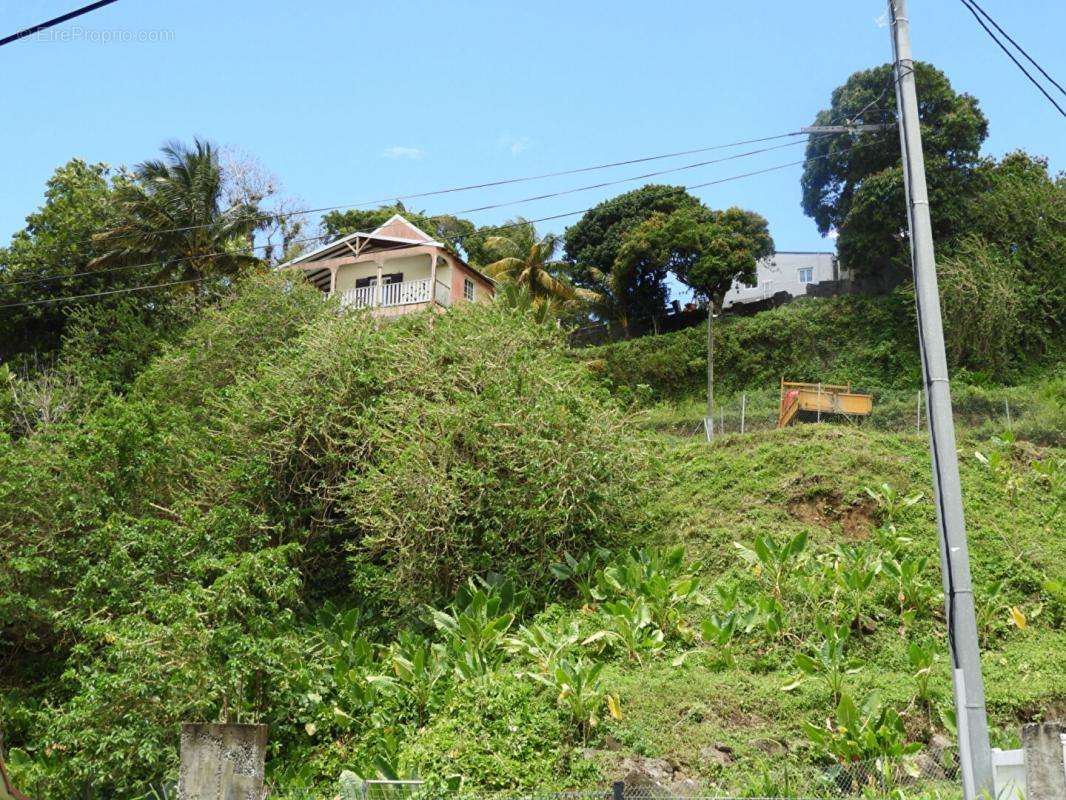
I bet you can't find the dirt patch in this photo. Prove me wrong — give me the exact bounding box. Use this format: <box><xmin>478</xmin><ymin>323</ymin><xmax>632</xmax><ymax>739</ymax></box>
<box><xmin>787</xmin><ymin>491</ymin><xmax>876</xmax><ymax>539</ymax></box>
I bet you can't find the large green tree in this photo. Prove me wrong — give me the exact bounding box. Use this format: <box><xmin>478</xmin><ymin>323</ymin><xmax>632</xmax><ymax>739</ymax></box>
<box><xmin>617</xmin><ymin>206</ymin><xmax>773</xmax><ymax>308</ymax></box>
<box><xmin>937</xmin><ymin>152</ymin><xmax>1066</xmax><ymax>374</ymax></box>
<box><xmin>562</xmin><ymin>185</ymin><xmax>702</xmax><ymax>325</ymax></box>
<box><xmin>0</xmin><ymin>160</ymin><xmax>125</xmax><ymax>361</ymax></box>
<box><xmin>614</xmin><ymin>204</ymin><xmax>773</xmax><ymax>424</ymax></box>
<box><xmin>92</xmin><ymin>139</ymin><xmax>261</xmax><ymax>294</ymax></box>
<box><xmin>801</xmin><ymin>62</ymin><xmax>988</xmax><ymax>279</ymax></box>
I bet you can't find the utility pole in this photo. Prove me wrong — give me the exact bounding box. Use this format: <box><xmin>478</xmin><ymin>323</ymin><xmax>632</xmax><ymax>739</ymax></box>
<box><xmin>887</xmin><ymin>2</ymin><xmax>992</xmax><ymax>797</ymax></box>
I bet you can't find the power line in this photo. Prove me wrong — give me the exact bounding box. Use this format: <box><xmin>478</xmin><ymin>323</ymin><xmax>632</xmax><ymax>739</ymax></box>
<box><xmin>0</xmin><ymin>279</ymin><xmax>198</xmax><ymax>309</ymax></box>
<box><xmin>0</xmin><ymin>0</ymin><xmax>120</xmax><ymax>48</ymax></box>
<box><xmin>451</xmin><ymin>138</ymin><xmax>808</xmax><ymax>215</ymax></box>
<box><xmin>958</xmin><ymin>0</ymin><xmax>1066</xmax><ymax>119</ymax></box>
<box><xmin>3</xmin><ymin>136</ymin><xmax>826</xmax><ymax>290</ymax></box>
<box><xmin>962</xmin><ymin>0</ymin><xmax>1065</xmax><ymax>99</ymax></box>
<box><xmin>0</xmin><ymin>138</ymin><xmax>887</xmax><ymax>310</ymax></box>
<box><xmin>10</xmin><ymin>131</ymin><xmax>811</xmax><ymax>269</ymax></box>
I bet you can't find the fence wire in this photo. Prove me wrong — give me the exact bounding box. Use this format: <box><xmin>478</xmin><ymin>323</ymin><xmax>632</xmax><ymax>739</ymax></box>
<box><xmin>309</xmin><ymin>749</ymin><xmax>967</xmax><ymax>800</ymax></box>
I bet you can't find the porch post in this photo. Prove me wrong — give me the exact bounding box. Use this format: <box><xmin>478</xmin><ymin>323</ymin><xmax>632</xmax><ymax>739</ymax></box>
<box><xmin>375</xmin><ymin>260</ymin><xmax>384</xmax><ymax>306</ymax></box>
<box><xmin>429</xmin><ymin>253</ymin><xmax>438</xmax><ymax>305</ymax></box>
<box><xmin>328</xmin><ymin>266</ymin><xmax>337</xmax><ymax>295</ymax></box>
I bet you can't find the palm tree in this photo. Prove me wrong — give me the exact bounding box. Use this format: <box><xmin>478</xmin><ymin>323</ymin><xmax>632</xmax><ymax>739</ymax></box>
<box><xmin>92</xmin><ymin>139</ymin><xmax>261</xmax><ymax>294</ymax></box>
<box><xmin>482</xmin><ymin>218</ymin><xmax>598</xmax><ymax>310</ymax></box>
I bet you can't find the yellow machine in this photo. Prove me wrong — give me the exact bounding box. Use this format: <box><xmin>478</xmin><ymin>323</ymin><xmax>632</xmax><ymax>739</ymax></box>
<box><xmin>777</xmin><ymin>379</ymin><xmax>873</xmax><ymax>428</ymax></box>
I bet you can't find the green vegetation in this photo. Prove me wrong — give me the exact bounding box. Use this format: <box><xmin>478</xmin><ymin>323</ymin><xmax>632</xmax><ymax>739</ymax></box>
<box><xmin>802</xmin><ymin>61</ymin><xmax>988</xmax><ymax>282</ymax></box>
<box><xmin>0</xmin><ymin>276</ymin><xmax>640</xmax><ymax>797</ymax></box>
<box><xmin>0</xmin><ymin>60</ymin><xmax>1062</xmax><ymax>799</ymax></box>
<box><xmin>1</xmin><ymin>274</ymin><xmax>1062</xmax><ymax>799</ymax></box>
<box><xmin>577</xmin><ymin>293</ymin><xmax>922</xmax><ymax>402</ymax></box>
<box><xmin>481</xmin><ymin>218</ymin><xmax>597</xmax><ymax>312</ymax></box>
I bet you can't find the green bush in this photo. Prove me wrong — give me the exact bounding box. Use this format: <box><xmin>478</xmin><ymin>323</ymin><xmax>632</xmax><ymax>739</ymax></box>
<box><xmin>577</xmin><ymin>294</ymin><xmax>920</xmax><ymax>402</ymax></box>
<box><xmin>0</xmin><ymin>274</ymin><xmax>641</xmax><ymax>797</ymax></box>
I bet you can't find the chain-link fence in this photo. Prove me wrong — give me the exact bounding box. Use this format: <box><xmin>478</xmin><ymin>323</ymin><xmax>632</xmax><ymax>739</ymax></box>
<box><xmin>30</xmin><ymin>750</ymin><xmax>966</xmax><ymax>799</ymax></box>
<box><xmin>308</xmin><ymin>750</ymin><xmax>966</xmax><ymax>800</ymax></box>
<box><xmin>636</xmin><ymin>383</ymin><xmax>1058</xmax><ymax>445</ymax></box>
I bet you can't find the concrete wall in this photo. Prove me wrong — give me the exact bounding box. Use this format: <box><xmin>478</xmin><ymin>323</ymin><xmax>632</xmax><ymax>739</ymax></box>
<box><xmin>1023</xmin><ymin>722</ymin><xmax>1066</xmax><ymax>800</ymax></box>
<box><xmin>178</xmin><ymin>723</ymin><xmax>267</xmax><ymax>800</ymax></box>
<box><xmin>722</xmin><ymin>251</ymin><xmax>839</xmax><ymax>309</ymax></box>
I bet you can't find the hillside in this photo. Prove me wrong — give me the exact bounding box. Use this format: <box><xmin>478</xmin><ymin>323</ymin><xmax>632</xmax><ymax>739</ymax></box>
<box><xmin>1</xmin><ymin>279</ymin><xmax>1063</xmax><ymax>799</ymax></box>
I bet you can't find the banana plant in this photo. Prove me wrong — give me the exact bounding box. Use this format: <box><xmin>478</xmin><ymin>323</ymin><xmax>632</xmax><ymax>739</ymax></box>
<box><xmin>734</xmin><ymin>532</ymin><xmax>808</xmax><ymax>602</ymax></box>
<box><xmin>583</xmin><ymin>598</ymin><xmax>665</xmax><ymax>662</ymax></box>
<box><xmin>549</xmin><ymin>548</ymin><xmax>612</xmax><ymax>605</ymax></box>
<box><xmin>864</xmin><ymin>483</ymin><xmax>924</xmax><ymax>529</ymax></box>
<box><xmin>314</xmin><ymin>605</ymin><xmax>381</xmax><ymax>726</ymax></box>
<box><xmin>426</xmin><ymin>576</ymin><xmax>518</xmax><ymax>680</ymax></box>
<box><xmin>527</xmin><ymin>658</ymin><xmax>621</xmax><ymax>741</ymax></box>
<box><xmin>881</xmin><ymin>554</ymin><xmax>933</xmax><ymax>617</ymax></box>
<box><xmin>784</xmin><ymin>619</ymin><xmax>861</xmax><ymax>703</ymax></box>
<box><xmin>907</xmin><ymin>639</ymin><xmax>936</xmax><ymax>713</ymax></box>
<box><xmin>596</xmin><ymin>546</ymin><xmax>702</xmax><ymax>637</ymax></box>
<box><xmin>504</xmin><ymin>621</ymin><xmax>582</xmax><ymax>674</ymax></box>
<box><xmin>804</xmin><ymin>692</ymin><xmax>921</xmax><ymax>766</ymax></box>
<box><xmin>699</xmin><ymin>611</ymin><xmax>739</xmax><ymax>666</ymax></box>
<box><xmin>824</xmin><ymin>543</ymin><xmax>881</xmax><ymax>629</ymax></box>
<box><xmin>367</xmin><ymin>631</ymin><xmax>449</xmax><ymax>725</ymax></box>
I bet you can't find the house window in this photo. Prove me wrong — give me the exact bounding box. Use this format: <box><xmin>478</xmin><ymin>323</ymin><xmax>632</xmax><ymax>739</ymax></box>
<box><xmin>354</xmin><ymin>272</ymin><xmax>403</xmax><ymax>288</ymax></box>
<box><xmin>463</xmin><ymin>277</ymin><xmax>475</xmax><ymax>301</ymax></box>
<box><xmin>798</xmin><ymin>267</ymin><xmax>814</xmax><ymax>284</ymax></box>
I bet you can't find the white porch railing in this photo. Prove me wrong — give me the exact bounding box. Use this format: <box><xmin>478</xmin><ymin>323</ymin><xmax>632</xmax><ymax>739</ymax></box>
<box><xmin>338</xmin><ymin>278</ymin><xmax>432</xmax><ymax>310</ymax></box>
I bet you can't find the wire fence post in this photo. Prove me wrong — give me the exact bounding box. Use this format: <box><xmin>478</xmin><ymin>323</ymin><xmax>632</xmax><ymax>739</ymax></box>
<box><xmin>1004</xmin><ymin>398</ymin><xmax>1012</xmax><ymax>429</ymax></box>
<box><xmin>816</xmin><ymin>382</ymin><xmax>822</xmax><ymax>423</ymax></box>
<box><xmin>720</xmin><ymin>406</ymin><xmax>725</xmax><ymax>435</ymax></box>
<box><xmin>740</xmin><ymin>392</ymin><xmax>747</xmax><ymax>434</ymax></box>
<box><xmin>917</xmin><ymin>388</ymin><xmax>922</xmax><ymax>433</ymax></box>
<box><xmin>612</xmin><ymin>780</ymin><xmax>625</xmax><ymax>800</ymax></box>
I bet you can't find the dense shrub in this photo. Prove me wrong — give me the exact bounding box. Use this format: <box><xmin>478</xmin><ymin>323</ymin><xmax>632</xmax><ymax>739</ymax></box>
<box><xmin>577</xmin><ymin>294</ymin><xmax>920</xmax><ymax>402</ymax></box>
<box><xmin>0</xmin><ymin>274</ymin><xmax>641</xmax><ymax>796</ymax></box>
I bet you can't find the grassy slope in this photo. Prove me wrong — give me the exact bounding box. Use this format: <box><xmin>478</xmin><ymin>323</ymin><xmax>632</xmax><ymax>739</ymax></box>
<box><xmin>574</xmin><ymin>423</ymin><xmax>1065</xmax><ymax>783</ymax></box>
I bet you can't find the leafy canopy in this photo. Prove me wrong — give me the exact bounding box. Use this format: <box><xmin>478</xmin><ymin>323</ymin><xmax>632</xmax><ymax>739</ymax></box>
<box><xmin>801</xmin><ymin>62</ymin><xmax>988</xmax><ymax>277</ymax></box>
<box><xmin>615</xmin><ymin>206</ymin><xmax>773</xmax><ymax>307</ymax></box>
<box><xmin>563</xmin><ymin>185</ymin><xmax>703</xmax><ymax>323</ymax></box>
<box><xmin>483</xmin><ymin>218</ymin><xmax>596</xmax><ymax>312</ymax></box>
<box><xmin>0</xmin><ymin>160</ymin><xmax>124</xmax><ymax>361</ymax></box>
<box><xmin>91</xmin><ymin>138</ymin><xmax>262</xmax><ymax>291</ymax></box>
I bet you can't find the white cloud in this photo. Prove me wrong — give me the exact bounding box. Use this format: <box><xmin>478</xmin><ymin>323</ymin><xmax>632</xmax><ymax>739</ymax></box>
<box><xmin>496</xmin><ymin>135</ymin><xmax>532</xmax><ymax>156</ymax></box>
<box><xmin>381</xmin><ymin>145</ymin><xmax>425</xmax><ymax>160</ymax></box>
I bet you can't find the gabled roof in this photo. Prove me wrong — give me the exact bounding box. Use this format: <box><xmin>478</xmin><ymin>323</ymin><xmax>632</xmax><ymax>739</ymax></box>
<box><xmin>283</xmin><ymin>214</ymin><xmax>445</xmax><ymax>267</ymax></box>
<box><xmin>371</xmin><ymin>214</ymin><xmax>438</xmax><ymax>243</ymax></box>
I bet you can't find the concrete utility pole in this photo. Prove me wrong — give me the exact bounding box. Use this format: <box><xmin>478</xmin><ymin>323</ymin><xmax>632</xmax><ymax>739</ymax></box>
<box><xmin>886</xmin><ymin>2</ymin><xmax>992</xmax><ymax>797</ymax></box>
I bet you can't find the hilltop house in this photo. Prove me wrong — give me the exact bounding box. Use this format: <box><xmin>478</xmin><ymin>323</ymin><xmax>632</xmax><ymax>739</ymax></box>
<box><xmin>281</xmin><ymin>214</ymin><xmax>495</xmax><ymax>316</ymax></box>
<box><xmin>722</xmin><ymin>251</ymin><xmax>844</xmax><ymax>309</ymax></box>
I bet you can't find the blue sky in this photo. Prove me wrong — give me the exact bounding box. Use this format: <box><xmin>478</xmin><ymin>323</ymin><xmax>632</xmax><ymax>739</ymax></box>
<box><xmin>3</xmin><ymin>0</ymin><xmax>1064</xmax><ymax>295</ymax></box>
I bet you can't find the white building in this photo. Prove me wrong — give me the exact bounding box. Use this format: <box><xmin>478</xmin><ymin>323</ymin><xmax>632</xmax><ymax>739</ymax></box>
<box><xmin>722</xmin><ymin>251</ymin><xmax>842</xmax><ymax>309</ymax></box>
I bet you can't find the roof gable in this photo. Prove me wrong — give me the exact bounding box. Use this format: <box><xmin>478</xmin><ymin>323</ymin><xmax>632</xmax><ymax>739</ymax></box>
<box><xmin>371</xmin><ymin>214</ymin><xmax>435</xmax><ymax>243</ymax></box>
